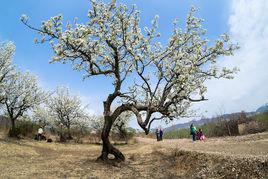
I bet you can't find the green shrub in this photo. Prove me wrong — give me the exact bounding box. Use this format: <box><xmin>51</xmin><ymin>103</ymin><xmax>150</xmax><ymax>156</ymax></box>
<box><xmin>126</xmin><ymin>128</ymin><xmax>136</xmax><ymax>139</ymax></box>
<box><xmin>252</xmin><ymin>111</ymin><xmax>268</xmax><ymax>131</ymax></box>
<box><xmin>164</xmin><ymin>128</ymin><xmax>190</xmax><ymax>139</ymax></box>
<box><xmin>18</xmin><ymin>120</ymin><xmax>39</xmax><ymax>137</ymax></box>
<box><xmin>8</xmin><ymin>120</ymin><xmax>39</xmax><ymax>138</ymax></box>
<box><xmin>8</xmin><ymin>126</ymin><xmax>21</xmax><ymax>138</ymax></box>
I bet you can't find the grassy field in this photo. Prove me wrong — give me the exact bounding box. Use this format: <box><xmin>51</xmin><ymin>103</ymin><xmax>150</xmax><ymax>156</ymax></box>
<box><xmin>0</xmin><ymin>132</ymin><xmax>268</xmax><ymax>178</ymax></box>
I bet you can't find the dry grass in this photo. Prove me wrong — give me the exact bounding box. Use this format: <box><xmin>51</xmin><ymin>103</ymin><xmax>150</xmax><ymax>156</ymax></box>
<box><xmin>0</xmin><ymin>132</ymin><xmax>267</xmax><ymax>178</ymax></box>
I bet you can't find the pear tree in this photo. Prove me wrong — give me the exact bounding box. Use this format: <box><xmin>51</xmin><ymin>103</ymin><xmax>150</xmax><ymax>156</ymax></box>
<box><xmin>47</xmin><ymin>86</ymin><xmax>87</xmax><ymax>139</ymax></box>
<box><xmin>3</xmin><ymin>71</ymin><xmax>47</xmax><ymax>136</ymax></box>
<box><xmin>22</xmin><ymin>0</ymin><xmax>238</xmax><ymax>161</ymax></box>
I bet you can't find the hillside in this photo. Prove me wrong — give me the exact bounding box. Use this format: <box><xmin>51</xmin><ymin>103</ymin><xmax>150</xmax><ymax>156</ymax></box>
<box><xmin>256</xmin><ymin>103</ymin><xmax>268</xmax><ymax>113</ymax></box>
<box><xmin>165</xmin><ymin>104</ymin><xmax>268</xmax><ymax>132</ymax></box>
<box><xmin>164</xmin><ymin>113</ymin><xmax>238</xmax><ymax>132</ymax></box>
<box><xmin>0</xmin><ymin>132</ymin><xmax>267</xmax><ymax>178</ymax></box>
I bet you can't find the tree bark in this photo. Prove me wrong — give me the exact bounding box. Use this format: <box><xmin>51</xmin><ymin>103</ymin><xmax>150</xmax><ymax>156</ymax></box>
<box><xmin>67</xmin><ymin>125</ymin><xmax>73</xmax><ymax>140</ymax></box>
<box><xmin>9</xmin><ymin>118</ymin><xmax>17</xmax><ymax>137</ymax></box>
<box><xmin>11</xmin><ymin>118</ymin><xmax>15</xmax><ymax>130</ymax></box>
<box><xmin>66</xmin><ymin>118</ymin><xmax>73</xmax><ymax>140</ymax></box>
<box><xmin>97</xmin><ymin>115</ymin><xmax>125</xmax><ymax>162</ymax></box>
<box><xmin>226</xmin><ymin>122</ymin><xmax>231</xmax><ymax>136</ymax></box>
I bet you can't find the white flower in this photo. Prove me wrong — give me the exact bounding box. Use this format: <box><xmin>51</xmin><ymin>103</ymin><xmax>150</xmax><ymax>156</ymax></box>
<box><xmin>20</xmin><ymin>14</ymin><xmax>29</xmax><ymax>22</ymax></box>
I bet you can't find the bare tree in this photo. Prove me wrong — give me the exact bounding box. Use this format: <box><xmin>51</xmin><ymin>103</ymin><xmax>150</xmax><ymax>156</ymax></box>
<box><xmin>22</xmin><ymin>1</ymin><xmax>239</xmax><ymax>161</ymax></box>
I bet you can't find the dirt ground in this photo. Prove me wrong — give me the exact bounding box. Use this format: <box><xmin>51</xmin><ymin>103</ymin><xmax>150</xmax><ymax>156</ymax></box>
<box><xmin>0</xmin><ymin>132</ymin><xmax>267</xmax><ymax>179</ymax></box>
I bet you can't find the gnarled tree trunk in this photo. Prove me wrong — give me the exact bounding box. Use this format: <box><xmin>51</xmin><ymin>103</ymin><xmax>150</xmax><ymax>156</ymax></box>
<box><xmin>97</xmin><ymin>115</ymin><xmax>125</xmax><ymax>162</ymax></box>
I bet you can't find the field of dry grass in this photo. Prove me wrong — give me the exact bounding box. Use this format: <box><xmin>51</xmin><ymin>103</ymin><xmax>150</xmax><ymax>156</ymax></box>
<box><xmin>0</xmin><ymin>132</ymin><xmax>267</xmax><ymax>178</ymax></box>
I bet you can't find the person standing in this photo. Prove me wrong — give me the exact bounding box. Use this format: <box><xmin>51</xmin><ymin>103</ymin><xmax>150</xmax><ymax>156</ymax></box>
<box><xmin>159</xmin><ymin>129</ymin><xmax>163</xmax><ymax>141</ymax></box>
<box><xmin>155</xmin><ymin>128</ymin><xmax>159</xmax><ymax>141</ymax></box>
<box><xmin>37</xmin><ymin>127</ymin><xmax>43</xmax><ymax>141</ymax></box>
<box><xmin>190</xmin><ymin>123</ymin><xmax>197</xmax><ymax>142</ymax></box>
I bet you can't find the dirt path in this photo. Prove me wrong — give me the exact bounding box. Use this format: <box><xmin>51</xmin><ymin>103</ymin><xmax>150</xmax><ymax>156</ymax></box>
<box><xmin>0</xmin><ymin>132</ymin><xmax>267</xmax><ymax>178</ymax></box>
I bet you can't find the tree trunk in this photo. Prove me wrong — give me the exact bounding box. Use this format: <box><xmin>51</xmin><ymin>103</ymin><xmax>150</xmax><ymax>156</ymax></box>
<box><xmin>9</xmin><ymin>118</ymin><xmax>18</xmax><ymax>138</ymax></box>
<box><xmin>226</xmin><ymin>123</ymin><xmax>231</xmax><ymax>136</ymax></box>
<box><xmin>66</xmin><ymin>122</ymin><xmax>73</xmax><ymax>140</ymax></box>
<box><xmin>67</xmin><ymin>127</ymin><xmax>72</xmax><ymax>140</ymax></box>
<box><xmin>97</xmin><ymin>116</ymin><xmax>125</xmax><ymax>162</ymax></box>
<box><xmin>11</xmin><ymin>119</ymin><xmax>15</xmax><ymax>130</ymax></box>
<box><xmin>124</xmin><ymin>134</ymin><xmax>128</xmax><ymax>144</ymax></box>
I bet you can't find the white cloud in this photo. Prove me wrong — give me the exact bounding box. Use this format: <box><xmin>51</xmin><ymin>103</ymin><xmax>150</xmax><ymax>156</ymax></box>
<box><xmin>194</xmin><ymin>0</ymin><xmax>268</xmax><ymax>117</ymax></box>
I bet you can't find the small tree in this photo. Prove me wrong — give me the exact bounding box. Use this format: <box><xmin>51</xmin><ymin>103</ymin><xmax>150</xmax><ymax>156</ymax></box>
<box><xmin>47</xmin><ymin>86</ymin><xmax>87</xmax><ymax>139</ymax></box>
<box><xmin>74</xmin><ymin>114</ymin><xmax>91</xmax><ymax>134</ymax></box>
<box><xmin>3</xmin><ymin>71</ymin><xmax>47</xmax><ymax>137</ymax></box>
<box><xmin>22</xmin><ymin>1</ymin><xmax>239</xmax><ymax>161</ymax></box>
<box><xmin>89</xmin><ymin>115</ymin><xmax>103</xmax><ymax>141</ymax></box>
<box><xmin>92</xmin><ymin>112</ymin><xmax>132</xmax><ymax>144</ymax></box>
<box><xmin>112</xmin><ymin>111</ymin><xmax>132</xmax><ymax>144</ymax></box>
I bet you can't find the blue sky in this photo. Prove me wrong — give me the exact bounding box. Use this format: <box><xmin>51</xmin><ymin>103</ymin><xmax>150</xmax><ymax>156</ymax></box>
<box><xmin>1</xmin><ymin>0</ymin><xmax>267</xmax><ymax>128</ymax></box>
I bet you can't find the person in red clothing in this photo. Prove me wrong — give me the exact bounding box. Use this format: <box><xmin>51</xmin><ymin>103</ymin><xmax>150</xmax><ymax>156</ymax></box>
<box><xmin>196</xmin><ymin>128</ymin><xmax>206</xmax><ymax>141</ymax></box>
<box><xmin>196</xmin><ymin>128</ymin><xmax>202</xmax><ymax>140</ymax></box>
<box><xmin>199</xmin><ymin>128</ymin><xmax>206</xmax><ymax>141</ymax></box>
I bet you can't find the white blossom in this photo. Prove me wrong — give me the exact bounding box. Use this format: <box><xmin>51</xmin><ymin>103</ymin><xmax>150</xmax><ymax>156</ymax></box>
<box><xmin>20</xmin><ymin>14</ymin><xmax>29</xmax><ymax>22</ymax></box>
<box><xmin>3</xmin><ymin>71</ymin><xmax>47</xmax><ymax>127</ymax></box>
<box><xmin>0</xmin><ymin>42</ymin><xmax>15</xmax><ymax>103</ymax></box>
<box><xmin>46</xmin><ymin>86</ymin><xmax>90</xmax><ymax>137</ymax></box>
<box><xmin>23</xmin><ymin>0</ymin><xmax>239</xmax><ymax>133</ymax></box>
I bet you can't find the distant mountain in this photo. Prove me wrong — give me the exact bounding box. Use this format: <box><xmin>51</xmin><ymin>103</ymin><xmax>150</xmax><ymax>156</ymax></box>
<box><xmin>164</xmin><ymin>119</ymin><xmax>206</xmax><ymax>132</ymax></box>
<box><xmin>256</xmin><ymin>103</ymin><xmax>268</xmax><ymax>113</ymax></box>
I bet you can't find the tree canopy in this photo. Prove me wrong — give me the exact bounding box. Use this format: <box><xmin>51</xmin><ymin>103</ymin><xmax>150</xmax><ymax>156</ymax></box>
<box><xmin>47</xmin><ymin>86</ymin><xmax>89</xmax><ymax>138</ymax></box>
<box><xmin>22</xmin><ymin>0</ymin><xmax>239</xmax><ymax>161</ymax></box>
<box><xmin>0</xmin><ymin>42</ymin><xmax>15</xmax><ymax>103</ymax></box>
